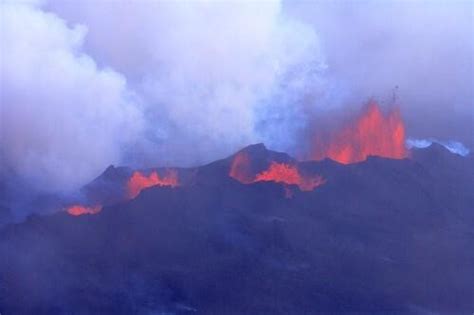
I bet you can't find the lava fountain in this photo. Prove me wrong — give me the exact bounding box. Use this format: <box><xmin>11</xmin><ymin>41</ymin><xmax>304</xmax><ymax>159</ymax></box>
<box><xmin>312</xmin><ymin>101</ymin><xmax>407</xmax><ymax>164</ymax></box>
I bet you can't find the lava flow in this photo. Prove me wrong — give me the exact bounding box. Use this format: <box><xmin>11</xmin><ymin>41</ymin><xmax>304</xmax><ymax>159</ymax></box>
<box><xmin>127</xmin><ymin>170</ymin><xmax>179</xmax><ymax>198</ymax></box>
<box><xmin>254</xmin><ymin>162</ymin><xmax>325</xmax><ymax>191</ymax></box>
<box><xmin>312</xmin><ymin>101</ymin><xmax>407</xmax><ymax>164</ymax></box>
<box><xmin>67</xmin><ymin>204</ymin><xmax>102</xmax><ymax>216</ymax></box>
<box><xmin>230</xmin><ymin>153</ymin><xmax>325</xmax><ymax>191</ymax></box>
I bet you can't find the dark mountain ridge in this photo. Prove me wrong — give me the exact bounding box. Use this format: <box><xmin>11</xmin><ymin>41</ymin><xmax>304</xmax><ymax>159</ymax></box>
<box><xmin>0</xmin><ymin>143</ymin><xmax>473</xmax><ymax>314</ymax></box>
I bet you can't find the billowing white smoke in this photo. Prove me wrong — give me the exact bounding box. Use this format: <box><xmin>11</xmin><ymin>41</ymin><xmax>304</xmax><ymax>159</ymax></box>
<box><xmin>1</xmin><ymin>0</ymin><xmax>472</xmax><ymax>195</ymax></box>
<box><xmin>1</xmin><ymin>0</ymin><xmax>325</xmax><ymax>193</ymax></box>
<box><xmin>46</xmin><ymin>0</ymin><xmax>325</xmax><ymax>166</ymax></box>
<box><xmin>0</xmin><ymin>1</ymin><xmax>143</xmax><ymax>192</ymax></box>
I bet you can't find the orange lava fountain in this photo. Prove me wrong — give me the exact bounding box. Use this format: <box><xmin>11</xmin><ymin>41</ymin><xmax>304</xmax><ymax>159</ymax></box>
<box><xmin>312</xmin><ymin>101</ymin><xmax>407</xmax><ymax>164</ymax></box>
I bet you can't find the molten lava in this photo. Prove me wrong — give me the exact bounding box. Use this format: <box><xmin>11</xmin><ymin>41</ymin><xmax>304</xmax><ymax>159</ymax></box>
<box><xmin>312</xmin><ymin>101</ymin><xmax>407</xmax><ymax>164</ymax></box>
<box><xmin>127</xmin><ymin>170</ymin><xmax>178</xmax><ymax>198</ymax></box>
<box><xmin>254</xmin><ymin>162</ymin><xmax>325</xmax><ymax>191</ymax></box>
<box><xmin>229</xmin><ymin>153</ymin><xmax>325</xmax><ymax>191</ymax></box>
<box><xmin>67</xmin><ymin>204</ymin><xmax>102</xmax><ymax>216</ymax></box>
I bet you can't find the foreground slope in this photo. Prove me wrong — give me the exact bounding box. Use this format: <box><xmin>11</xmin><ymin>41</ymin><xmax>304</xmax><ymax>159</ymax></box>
<box><xmin>0</xmin><ymin>144</ymin><xmax>473</xmax><ymax>314</ymax></box>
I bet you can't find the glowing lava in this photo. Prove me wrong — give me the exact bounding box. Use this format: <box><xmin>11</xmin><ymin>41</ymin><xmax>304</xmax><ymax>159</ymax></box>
<box><xmin>67</xmin><ymin>204</ymin><xmax>102</xmax><ymax>216</ymax></box>
<box><xmin>229</xmin><ymin>154</ymin><xmax>325</xmax><ymax>191</ymax></box>
<box><xmin>312</xmin><ymin>101</ymin><xmax>407</xmax><ymax>164</ymax></box>
<box><xmin>127</xmin><ymin>170</ymin><xmax>178</xmax><ymax>198</ymax></box>
<box><xmin>254</xmin><ymin>162</ymin><xmax>325</xmax><ymax>191</ymax></box>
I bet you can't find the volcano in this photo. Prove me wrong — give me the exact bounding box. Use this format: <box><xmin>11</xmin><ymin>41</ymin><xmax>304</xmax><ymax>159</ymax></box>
<box><xmin>0</xmin><ymin>143</ymin><xmax>473</xmax><ymax>314</ymax></box>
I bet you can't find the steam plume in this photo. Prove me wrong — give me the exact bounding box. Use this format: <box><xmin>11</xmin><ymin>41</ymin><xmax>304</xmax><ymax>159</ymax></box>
<box><xmin>0</xmin><ymin>1</ymin><xmax>143</xmax><ymax>192</ymax></box>
<box><xmin>1</xmin><ymin>0</ymin><xmax>472</xmax><ymax>195</ymax></box>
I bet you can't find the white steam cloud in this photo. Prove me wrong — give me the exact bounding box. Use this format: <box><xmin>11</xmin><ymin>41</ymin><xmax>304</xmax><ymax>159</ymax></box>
<box><xmin>46</xmin><ymin>0</ymin><xmax>326</xmax><ymax>166</ymax></box>
<box><xmin>0</xmin><ymin>1</ymin><xmax>143</xmax><ymax>192</ymax></box>
<box><xmin>1</xmin><ymin>0</ymin><xmax>472</xmax><ymax>194</ymax></box>
<box><xmin>406</xmin><ymin>138</ymin><xmax>470</xmax><ymax>157</ymax></box>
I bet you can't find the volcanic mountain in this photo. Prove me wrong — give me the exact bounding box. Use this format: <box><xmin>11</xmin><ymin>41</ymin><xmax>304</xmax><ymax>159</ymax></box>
<box><xmin>0</xmin><ymin>143</ymin><xmax>473</xmax><ymax>314</ymax></box>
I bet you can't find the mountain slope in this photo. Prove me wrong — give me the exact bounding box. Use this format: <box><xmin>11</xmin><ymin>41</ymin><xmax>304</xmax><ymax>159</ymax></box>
<box><xmin>0</xmin><ymin>144</ymin><xmax>473</xmax><ymax>314</ymax></box>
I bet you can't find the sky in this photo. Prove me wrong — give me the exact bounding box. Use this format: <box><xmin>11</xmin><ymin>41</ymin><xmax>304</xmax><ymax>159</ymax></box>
<box><xmin>1</xmin><ymin>0</ymin><xmax>473</xmax><ymax>193</ymax></box>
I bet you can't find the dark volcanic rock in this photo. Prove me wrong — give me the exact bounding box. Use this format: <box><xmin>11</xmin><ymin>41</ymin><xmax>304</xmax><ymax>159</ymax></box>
<box><xmin>0</xmin><ymin>145</ymin><xmax>473</xmax><ymax>314</ymax></box>
<box><xmin>81</xmin><ymin>165</ymin><xmax>133</xmax><ymax>206</ymax></box>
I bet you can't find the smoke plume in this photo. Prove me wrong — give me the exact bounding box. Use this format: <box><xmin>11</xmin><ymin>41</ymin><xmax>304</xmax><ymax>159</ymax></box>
<box><xmin>1</xmin><ymin>0</ymin><xmax>472</xmax><ymax>195</ymax></box>
<box><xmin>0</xmin><ymin>0</ymin><xmax>143</xmax><ymax>192</ymax></box>
<box><xmin>45</xmin><ymin>0</ymin><xmax>327</xmax><ymax>166</ymax></box>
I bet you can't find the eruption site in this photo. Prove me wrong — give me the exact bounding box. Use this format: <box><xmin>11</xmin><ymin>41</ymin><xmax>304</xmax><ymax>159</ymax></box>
<box><xmin>229</xmin><ymin>152</ymin><xmax>325</xmax><ymax>191</ymax></box>
<box><xmin>127</xmin><ymin>170</ymin><xmax>179</xmax><ymax>199</ymax></box>
<box><xmin>66</xmin><ymin>204</ymin><xmax>102</xmax><ymax>216</ymax></box>
<box><xmin>64</xmin><ymin>101</ymin><xmax>409</xmax><ymax>217</ymax></box>
<box><xmin>312</xmin><ymin>101</ymin><xmax>407</xmax><ymax>164</ymax></box>
<box><xmin>66</xmin><ymin>170</ymin><xmax>179</xmax><ymax>216</ymax></box>
<box><xmin>254</xmin><ymin>162</ymin><xmax>325</xmax><ymax>191</ymax></box>
<box><xmin>1</xmin><ymin>1</ymin><xmax>472</xmax><ymax>313</ymax></box>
